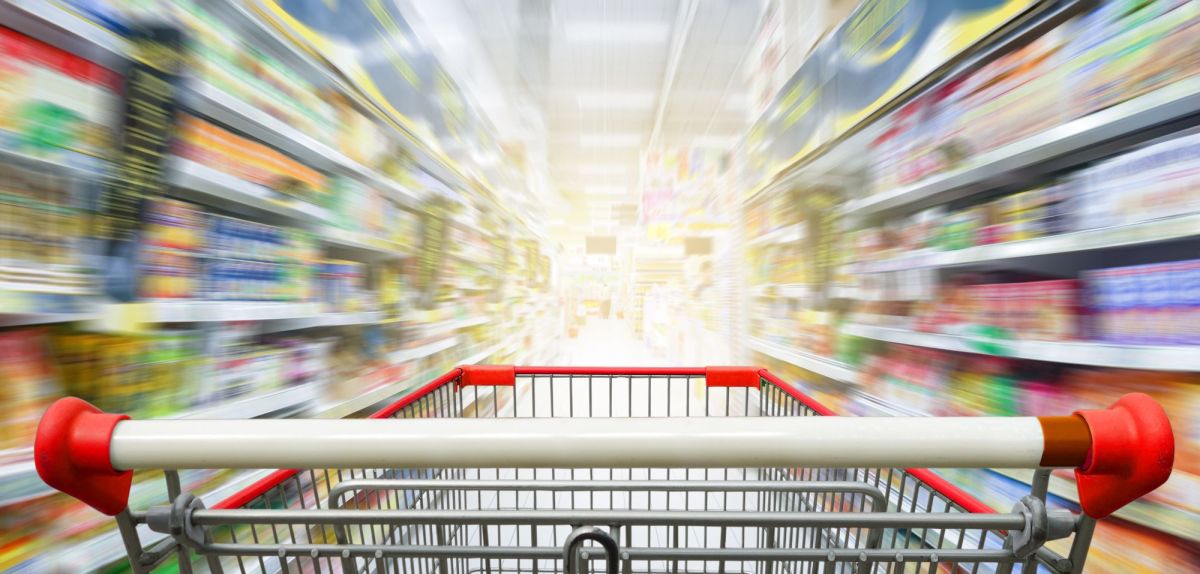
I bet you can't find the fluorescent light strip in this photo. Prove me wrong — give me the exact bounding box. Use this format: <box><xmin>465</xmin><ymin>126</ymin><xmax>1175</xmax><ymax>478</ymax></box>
<box><xmin>579</xmin><ymin>133</ymin><xmax>642</xmax><ymax>147</ymax></box>
<box><xmin>577</xmin><ymin>91</ymin><xmax>656</xmax><ymax>110</ymax></box>
<box><xmin>563</xmin><ymin>21</ymin><xmax>670</xmax><ymax>44</ymax></box>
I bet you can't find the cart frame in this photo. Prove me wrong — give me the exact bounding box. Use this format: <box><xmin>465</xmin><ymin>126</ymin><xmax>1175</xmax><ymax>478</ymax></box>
<box><xmin>35</xmin><ymin>365</ymin><xmax>1174</xmax><ymax>574</ymax></box>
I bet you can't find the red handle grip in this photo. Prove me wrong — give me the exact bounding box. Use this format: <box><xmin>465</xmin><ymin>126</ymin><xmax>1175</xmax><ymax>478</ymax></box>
<box><xmin>1073</xmin><ymin>393</ymin><xmax>1174</xmax><ymax>519</ymax></box>
<box><xmin>35</xmin><ymin>397</ymin><xmax>132</xmax><ymax>516</ymax></box>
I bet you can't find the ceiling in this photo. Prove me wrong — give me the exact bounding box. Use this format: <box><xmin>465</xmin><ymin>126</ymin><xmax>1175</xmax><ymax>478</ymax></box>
<box><xmin>398</xmin><ymin>0</ymin><xmax>768</xmax><ymax>226</ymax></box>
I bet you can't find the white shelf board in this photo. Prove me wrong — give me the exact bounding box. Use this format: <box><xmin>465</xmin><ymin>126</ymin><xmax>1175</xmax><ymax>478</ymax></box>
<box><xmin>319</xmin><ymin>227</ymin><xmax>409</xmax><ymax>259</ymax></box>
<box><xmin>460</xmin><ymin>342</ymin><xmax>504</xmax><ymax>366</ymax></box>
<box><xmin>388</xmin><ymin>336</ymin><xmax>460</xmax><ymax>364</ymax></box>
<box><xmin>172</xmin><ymin>384</ymin><xmax>321</xmax><ymax>420</ymax></box>
<box><xmin>855</xmin><ymin>212</ymin><xmax>1200</xmax><ymax>274</ymax></box>
<box><xmin>748</xmin><ymin>224</ymin><xmax>806</xmax><ymax>247</ymax></box>
<box><xmin>747</xmin><ymin>337</ymin><xmax>857</xmax><ymax>384</ymax></box>
<box><xmin>843</xmin><ymin>76</ymin><xmax>1200</xmax><ymax>216</ymax></box>
<box><xmin>844</xmin><ymin>322</ymin><xmax>1200</xmax><ymax>371</ymax></box>
<box><xmin>167</xmin><ymin>157</ymin><xmax>332</xmax><ymax>224</ymax></box>
<box><xmin>0</xmin><ymin>0</ymin><xmax>127</xmax><ymax>69</ymax></box>
<box><xmin>92</xmin><ymin>301</ymin><xmax>325</xmax><ymax>330</ymax></box>
<box><xmin>263</xmin><ymin>310</ymin><xmax>386</xmax><ymax>332</ymax></box>
<box><xmin>0</xmin><ymin>311</ymin><xmax>98</xmax><ymax>328</ymax></box>
<box><xmin>423</xmin><ymin>316</ymin><xmax>490</xmax><ymax>335</ymax></box>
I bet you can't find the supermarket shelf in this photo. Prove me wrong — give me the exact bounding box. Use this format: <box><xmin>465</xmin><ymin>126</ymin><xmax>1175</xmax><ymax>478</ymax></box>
<box><xmin>0</xmin><ymin>454</ymin><xmax>44</xmax><ymax>507</ymax></box>
<box><xmin>843</xmin><ymin>76</ymin><xmax>1200</xmax><ymax>217</ymax></box>
<box><xmin>318</xmin><ymin>227</ymin><xmax>410</xmax><ymax>259</ymax></box>
<box><xmin>0</xmin><ymin>0</ymin><xmax>127</xmax><ymax>69</ymax></box>
<box><xmin>0</xmin><ymin>311</ymin><xmax>98</xmax><ymax>327</ymax></box>
<box><xmin>0</xmin><ymin>145</ymin><xmax>104</xmax><ymax>176</ymax></box>
<box><xmin>424</xmin><ymin>316</ymin><xmax>490</xmax><ymax>335</ymax></box>
<box><xmin>93</xmin><ymin>300</ymin><xmax>325</xmax><ymax>330</ymax></box>
<box><xmin>747</xmin><ymin>337</ymin><xmax>857</xmax><ymax>384</ymax></box>
<box><xmin>167</xmin><ymin>157</ymin><xmax>332</xmax><ymax>224</ymax></box>
<box><xmin>174</xmin><ymin>383</ymin><xmax>321</xmax><ymax>420</ymax></box>
<box><xmin>849</xmin><ymin>389</ymin><xmax>930</xmax><ymax>417</ymax></box>
<box><xmin>990</xmin><ymin>468</ymin><xmax>1199</xmax><ymax>543</ymax></box>
<box><xmin>460</xmin><ymin>342</ymin><xmax>505</xmax><ymax>366</ymax></box>
<box><xmin>389</xmin><ymin>336</ymin><xmax>461</xmax><ymax>364</ymax></box>
<box><xmin>855</xmin><ymin>212</ymin><xmax>1200</xmax><ymax>273</ymax></box>
<box><xmin>844</xmin><ymin>322</ymin><xmax>1200</xmax><ymax>371</ymax></box>
<box><xmin>183</xmin><ymin>80</ymin><xmax>420</xmax><ymax>204</ymax></box>
<box><xmin>264</xmin><ymin>310</ymin><xmax>386</xmax><ymax>332</ymax></box>
<box><xmin>748</xmin><ymin>224</ymin><xmax>805</xmax><ymax>246</ymax></box>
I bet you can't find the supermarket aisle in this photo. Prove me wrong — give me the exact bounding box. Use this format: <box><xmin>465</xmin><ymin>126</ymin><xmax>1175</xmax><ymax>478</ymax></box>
<box><xmin>557</xmin><ymin>318</ymin><xmax>672</xmax><ymax>367</ymax></box>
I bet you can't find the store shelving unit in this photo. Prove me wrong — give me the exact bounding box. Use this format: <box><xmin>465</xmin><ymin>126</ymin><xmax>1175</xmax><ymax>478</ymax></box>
<box><xmin>0</xmin><ymin>0</ymin><xmax>127</xmax><ymax>70</ymax></box>
<box><xmin>842</xmin><ymin>76</ymin><xmax>1200</xmax><ymax>217</ymax></box>
<box><xmin>0</xmin><ymin>2</ymin><xmax>563</xmax><ymax>572</ymax></box>
<box><xmin>746</xmin><ymin>223</ymin><xmax>805</xmax><ymax>246</ymax></box>
<box><xmin>318</xmin><ymin>227</ymin><xmax>410</xmax><ymax>260</ymax></box>
<box><xmin>747</xmin><ymin>337</ymin><xmax>857</xmax><ymax>384</ymax></box>
<box><xmin>843</xmin><ymin>322</ymin><xmax>1200</xmax><ymax>371</ymax></box>
<box><xmin>95</xmin><ymin>300</ymin><xmax>324</xmax><ymax>326</ymax></box>
<box><xmin>166</xmin><ymin>156</ymin><xmax>333</xmax><ymax>224</ymax></box>
<box><xmin>388</xmin><ymin>336</ymin><xmax>461</xmax><ymax>364</ymax></box>
<box><xmin>853</xmin><ymin>212</ymin><xmax>1200</xmax><ymax>273</ymax></box>
<box><xmin>734</xmin><ymin>4</ymin><xmax>1200</xmax><ymax>565</ymax></box>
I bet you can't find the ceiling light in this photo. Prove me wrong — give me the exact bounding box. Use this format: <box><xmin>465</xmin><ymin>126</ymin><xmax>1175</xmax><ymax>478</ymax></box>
<box><xmin>563</xmin><ymin>21</ymin><xmax>670</xmax><ymax>44</ymax></box>
<box><xmin>576</xmin><ymin>91</ymin><xmax>656</xmax><ymax>110</ymax></box>
<box><xmin>579</xmin><ymin>133</ymin><xmax>642</xmax><ymax>147</ymax></box>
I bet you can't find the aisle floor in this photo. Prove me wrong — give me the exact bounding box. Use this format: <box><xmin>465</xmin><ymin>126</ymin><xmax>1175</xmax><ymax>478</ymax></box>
<box><xmin>557</xmin><ymin>318</ymin><xmax>671</xmax><ymax>367</ymax></box>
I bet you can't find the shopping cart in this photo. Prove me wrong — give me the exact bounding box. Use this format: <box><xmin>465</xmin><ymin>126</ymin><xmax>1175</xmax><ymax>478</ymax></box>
<box><xmin>35</xmin><ymin>366</ymin><xmax>1173</xmax><ymax>574</ymax></box>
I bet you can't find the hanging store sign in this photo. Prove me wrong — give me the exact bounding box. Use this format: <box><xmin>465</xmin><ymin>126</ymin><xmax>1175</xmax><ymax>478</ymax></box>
<box><xmin>249</xmin><ymin>0</ymin><xmax>489</xmax><ymax>180</ymax></box>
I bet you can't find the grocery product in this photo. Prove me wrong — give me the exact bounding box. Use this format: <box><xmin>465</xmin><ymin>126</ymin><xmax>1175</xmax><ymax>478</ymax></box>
<box><xmin>138</xmin><ymin>198</ymin><xmax>321</xmax><ymax>301</ymax></box>
<box><xmin>0</xmin><ymin>26</ymin><xmax>120</xmax><ymax>171</ymax></box>
<box><xmin>174</xmin><ymin>114</ymin><xmax>327</xmax><ymax>200</ymax></box>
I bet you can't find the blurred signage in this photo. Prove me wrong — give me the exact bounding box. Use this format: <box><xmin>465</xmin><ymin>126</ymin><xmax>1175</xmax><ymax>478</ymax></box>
<box><xmin>585</xmin><ymin>236</ymin><xmax>617</xmax><ymax>255</ymax></box>
<box><xmin>252</xmin><ymin>0</ymin><xmax>487</xmax><ymax>175</ymax></box>
<box><xmin>746</xmin><ymin>0</ymin><xmax>1045</xmax><ymax>186</ymax></box>
<box><xmin>415</xmin><ymin>197</ymin><xmax>450</xmax><ymax>308</ymax></box>
<box><xmin>830</xmin><ymin>0</ymin><xmax>1043</xmax><ymax>135</ymax></box>
<box><xmin>101</xmin><ymin>25</ymin><xmax>182</xmax><ymax>301</ymax></box>
<box><xmin>101</xmin><ymin>25</ymin><xmax>182</xmax><ymax>242</ymax></box>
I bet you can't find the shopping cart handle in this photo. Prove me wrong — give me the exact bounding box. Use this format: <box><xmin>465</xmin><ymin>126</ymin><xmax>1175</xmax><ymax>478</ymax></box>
<box><xmin>1072</xmin><ymin>393</ymin><xmax>1174</xmax><ymax>519</ymax></box>
<box><xmin>32</xmin><ymin>388</ymin><xmax>1174</xmax><ymax>520</ymax></box>
<box><xmin>34</xmin><ymin>397</ymin><xmax>132</xmax><ymax>516</ymax></box>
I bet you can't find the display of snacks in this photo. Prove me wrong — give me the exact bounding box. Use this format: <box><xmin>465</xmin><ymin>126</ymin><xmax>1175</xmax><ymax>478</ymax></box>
<box><xmin>174</xmin><ymin>114</ymin><xmax>327</xmax><ymax>200</ymax></box>
<box><xmin>0</xmin><ymin>162</ymin><xmax>86</xmax><ymax>269</ymax></box>
<box><xmin>318</xmin><ymin>259</ymin><xmax>372</xmax><ymax>313</ymax></box>
<box><xmin>0</xmin><ymin>26</ymin><xmax>120</xmax><ymax>171</ymax></box>
<box><xmin>138</xmin><ymin>198</ymin><xmax>321</xmax><ymax>301</ymax></box>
